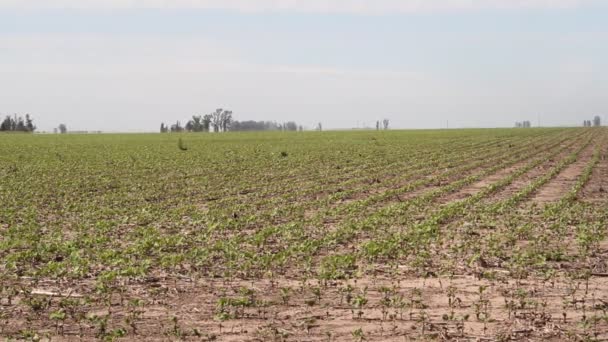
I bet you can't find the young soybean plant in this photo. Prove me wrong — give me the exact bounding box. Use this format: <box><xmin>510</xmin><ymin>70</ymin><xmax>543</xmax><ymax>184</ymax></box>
<box><xmin>351</xmin><ymin>327</ymin><xmax>365</xmax><ymax>342</ymax></box>
<box><xmin>351</xmin><ymin>287</ymin><xmax>368</xmax><ymax>320</ymax></box>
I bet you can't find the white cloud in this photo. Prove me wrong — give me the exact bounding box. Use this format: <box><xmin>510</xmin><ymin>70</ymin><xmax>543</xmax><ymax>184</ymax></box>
<box><xmin>0</xmin><ymin>0</ymin><xmax>603</xmax><ymax>13</ymax></box>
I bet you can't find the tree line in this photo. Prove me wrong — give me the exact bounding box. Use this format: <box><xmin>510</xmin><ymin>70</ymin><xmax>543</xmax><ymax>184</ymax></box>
<box><xmin>583</xmin><ymin>116</ymin><xmax>601</xmax><ymax>127</ymax></box>
<box><xmin>0</xmin><ymin>114</ymin><xmax>36</xmax><ymax>132</ymax></box>
<box><xmin>231</xmin><ymin>120</ymin><xmax>303</xmax><ymax>132</ymax></box>
<box><xmin>515</xmin><ymin>115</ymin><xmax>603</xmax><ymax>129</ymax></box>
<box><xmin>160</xmin><ymin>109</ymin><xmax>303</xmax><ymax>133</ymax></box>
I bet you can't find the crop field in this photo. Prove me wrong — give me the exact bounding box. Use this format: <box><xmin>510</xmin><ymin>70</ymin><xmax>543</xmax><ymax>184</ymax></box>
<box><xmin>1</xmin><ymin>127</ymin><xmax>608</xmax><ymax>341</ymax></box>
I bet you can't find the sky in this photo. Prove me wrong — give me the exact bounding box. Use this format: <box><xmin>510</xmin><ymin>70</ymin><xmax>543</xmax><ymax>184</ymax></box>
<box><xmin>0</xmin><ymin>0</ymin><xmax>607</xmax><ymax>132</ymax></box>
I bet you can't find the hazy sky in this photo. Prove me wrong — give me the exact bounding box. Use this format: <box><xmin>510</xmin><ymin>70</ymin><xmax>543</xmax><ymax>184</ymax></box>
<box><xmin>1</xmin><ymin>0</ymin><xmax>607</xmax><ymax>132</ymax></box>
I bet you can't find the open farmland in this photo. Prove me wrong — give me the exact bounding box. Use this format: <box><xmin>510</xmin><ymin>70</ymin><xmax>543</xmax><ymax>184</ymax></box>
<box><xmin>1</xmin><ymin>128</ymin><xmax>608</xmax><ymax>341</ymax></box>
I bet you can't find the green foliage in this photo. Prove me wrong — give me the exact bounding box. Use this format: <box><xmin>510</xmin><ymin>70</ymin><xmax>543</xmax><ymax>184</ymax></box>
<box><xmin>318</xmin><ymin>254</ymin><xmax>356</xmax><ymax>280</ymax></box>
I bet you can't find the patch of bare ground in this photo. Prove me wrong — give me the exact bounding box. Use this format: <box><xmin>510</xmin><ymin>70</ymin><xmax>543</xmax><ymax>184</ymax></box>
<box><xmin>530</xmin><ymin>142</ymin><xmax>597</xmax><ymax>204</ymax></box>
<box><xmin>435</xmin><ymin>136</ymin><xmax>579</xmax><ymax>206</ymax></box>
<box><xmin>480</xmin><ymin>142</ymin><xmax>581</xmax><ymax>205</ymax></box>
<box><xmin>302</xmin><ymin>160</ymin><xmax>496</xmax><ymax>233</ymax></box>
<box><xmin>436</xmin><ymin>160</ymin><xmax>528</xmax><ymax>204</ymax></box>
<box><xmin>309</xmin><ymin>142</ymin><xmax>578</xmax><ymax>263</ymax></box>
<box><xmin>330</xmin><ymin>138</ymin><xmax>548</xmax><ymax>210</ymax></box>
<box><xmin>3</xmin><ymin>272</ymin><xmax>608</xmax><ymax>341</ymax></box>
<box><xmin>299</xmin><ymin>168</ymin><xmax>444</xmax><ymax>223</ymax></box>
<box><xmin>581</xmin><ymin>146</ymin><xmax>608</xmax><ymax>203</ymax></box>
<box><xmin>309</xmin><ymin>161</ymin><xmax>513</xmax><ymax>260</ymax></box>
<box><xmin>301</xmin><ymin>139</ymin><xmax>562</xmax><ymax>229</ymax></box>
<box><xmin>361</xmin><ymin>149</ymin><xmax>529</xmax><ymax>213</ymax></box>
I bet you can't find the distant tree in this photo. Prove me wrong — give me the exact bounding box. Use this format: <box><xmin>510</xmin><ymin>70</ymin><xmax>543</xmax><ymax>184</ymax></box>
<box><xmin>163</xmin><ymin>112</ymin><xmax>299</xmax><ymax>133</ymax></box>
<box><xmin>317</xmin><ymin>122</ymin><xmax>323</xmax><ymax>131</ymax></box>
<box><xmin>593</xmin><ymin>115</ymin><xmax>601</xmax><ymax>127</ymax></box>
<box><xmin>284</xmin><ymin>121</ymin><xmax>298</xmax><ymax>131</ymax></box>
<box><xmin>211</xmin><ymin>109</ymin><xmax>223</xmax><ymax>132</ymax></box>
<box><xmin>185</xmin><ymin>120</ymin><xmax>194</xmax><ymax>132</ymax></box>
<box><xmin>15</xmin><ymin>117</ymin><xmax>26</xmax><ymax>131</ymax></box>
<box><xmin>230</xmin><ymin>120</ymin><xmax>253</xmax><ymax>131</ymax></box>
<box><xmin>0</xmin><ymin>114</ymin><xmax>36</xmax><ymax>132</ymax></box>
<box><xmin>0</xmin><ymin>116</ymin><xmax>11</xmax><ymax>131</ymax></box>
<box><xmin>189</xmin><ymin>115</ymin><xmax>206</xmax><ymax>132</ymax></box>
<box><xmin>196</xmin><ymin>109</ymin><xmax>234</xmax><ymax>132</ymax></box>
<box><xmin>25</xmin><ymin>114</ymin><xmax>35</xmax><ymax>132</ymax></box>
<box><xmin>231</xmin><ymin>120</ymin><xmax>293</xmax><ymax>131</ymax></box>
<box><xmin>202</xmin><ymin>114</ymin><xmax>212</xmax><ymax>132</ymax></box>
<box><xmin>518</xmin><ymin>120</ymin><xmax>531</xmax><ymax>128</ymax></box>
<box><xmin>220</xmin><ymin>110</ymin><xmax>233</xmax><ymax>132</ymax></box>
<box><xmin>170</xmin><ymin>121</ymin><xmax>183</xmax><ymax>132</ymax></box>
<box><xmin>10</xmin><ymin>114</ymin><xmax>17</xmax><ymax>131</ymax></box>
<box><xmin>185</xmin><ymin>116</ymin><xmax>204</xmax><ymax>132</ymax></box>
<box><xmin>376</xmin><ymin>121</ymin><xmax>380</xmax><ymax>130</ymax></box>
<box><xmin>162</xmin><ymin>115</ymin><xmax>211</xmax><ymax>133</ymax></box>
<box><xmin>185</xmin><ymin>115</ymin><xmax>203</xmax><ymax>132</ymax></box>
<box><xmin>298</xmin><ymin>125</ymin><xmax>303</xmax><ymax>132</ymax></box>
<box><xmin>58</xmin><ymin>124</ymin><xmax>68</xmax><ymax>134</ymax></box>
<box><xmin>383</xmin><ymin>119</ymin><xmax>389</xmax><ymax>130</ymax></box>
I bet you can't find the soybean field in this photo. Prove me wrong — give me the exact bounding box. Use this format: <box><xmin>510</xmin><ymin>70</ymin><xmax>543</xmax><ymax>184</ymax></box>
<box><xmin>1</xmin><ymin>127</ymin><xmax>608</xmax><ymax>341</ymax></box>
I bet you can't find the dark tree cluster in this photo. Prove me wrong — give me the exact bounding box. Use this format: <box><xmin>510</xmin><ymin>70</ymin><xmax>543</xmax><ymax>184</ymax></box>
<box><xmin>584</xmin><ymin>116</ymin><xmax>602</xmax><ymax>127</ymax></box>
<box><xmin>160</xmin><ymin>109</ymin><xmax>232</xmax><ymax>133</ymax></box>
<box><xmin>231</xmin><ymin>120</ymin><xmax>301</xmax><ymax>132</ymax></box>
<box><xmin>161</xmin><ymin>109</ymin><xmax>302</xmax><ymax>133</ymax></box>
<box><xmin>185</xmin><ymin>115</ymin><xmax>212</xmax><ymax>132</ymax></box>
<box><xmin>0</xmin><ymin>114</ymin><xmax>36</xmax><ymax>132</ymax></box>
<box><xmin>375</xmin><ymin>119</ymin><xmax>390</xmax><ymax>130</ymax></box>
<box><xmin>515</xmin><ymin>121</ymin><xmax>532</xmax><ymax>128</ymax></box>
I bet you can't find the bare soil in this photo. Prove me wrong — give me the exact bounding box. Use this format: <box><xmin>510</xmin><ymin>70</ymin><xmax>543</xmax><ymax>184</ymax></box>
<box><xmin>531</xmin><ymin>143</ymin><xmax>597</xmax><ymax>204</ymax></box>
<box><xmin>581</xmin><ymin>146</ymin><xmax>608</xmax><ymax>203</ymax></box>
<box><xmin>4</xmin><ymin>269</ymin><xmax>608</xmax><ymax>341</ymax></box>
<box><xmin>480</xmin><ymin>142</ymin><xmax>582</xmax><ymax>204</ymax></box>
